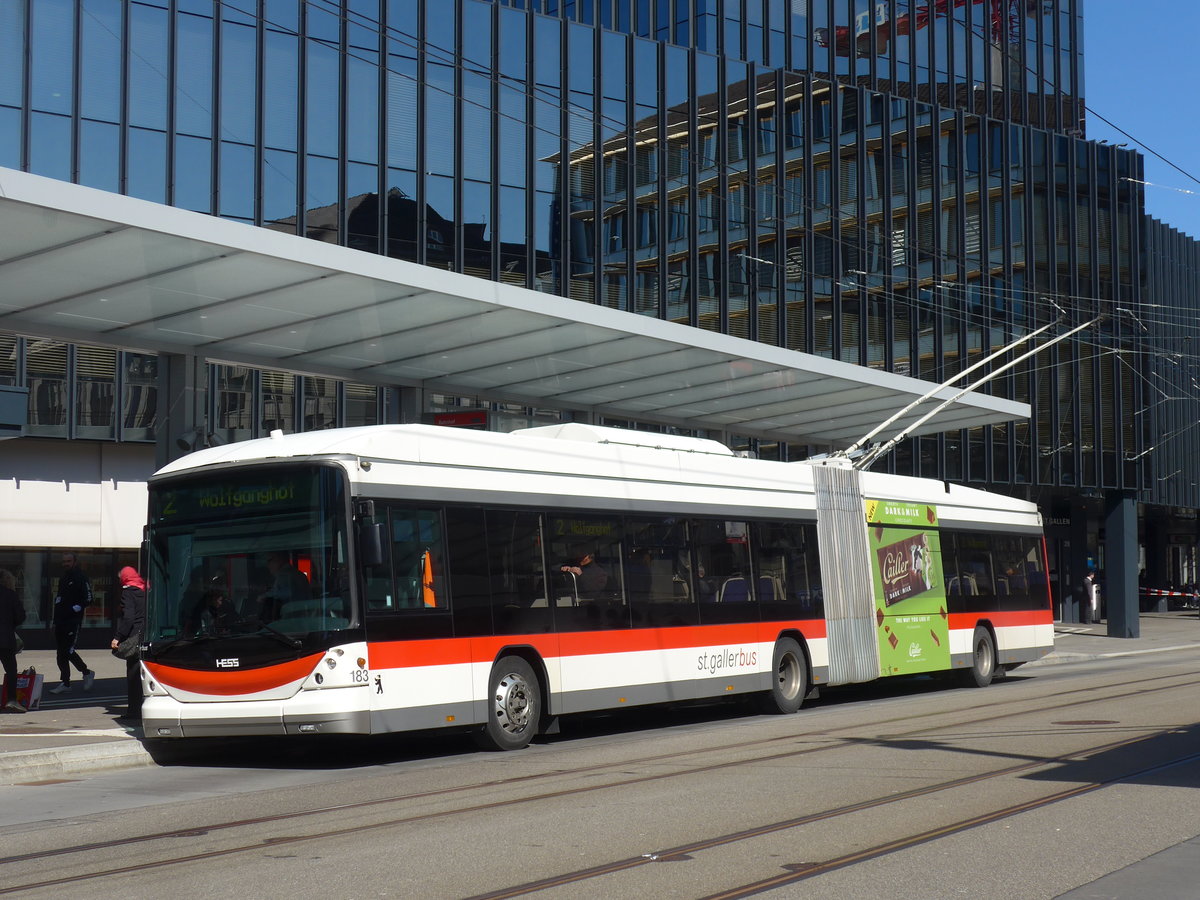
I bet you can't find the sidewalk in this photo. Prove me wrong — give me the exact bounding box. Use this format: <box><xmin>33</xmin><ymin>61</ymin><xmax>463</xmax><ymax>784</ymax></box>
<box><xmin>2</xmin><ymin>611</ymin><xmax>1199</xmax><ymax>785</ymax></box>
<box><xmin>1026</xmin><ymin>609</ymin><xmax>1200</xmax><ymax>667</ymax></box>
<box><xmin>0</xmin><ymin>644</ymin><xmax>155</xmax><ymax>783</ymax></box>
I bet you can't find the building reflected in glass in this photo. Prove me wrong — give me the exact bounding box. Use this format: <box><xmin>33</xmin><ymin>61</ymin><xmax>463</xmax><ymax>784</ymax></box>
<box><xmin>0</xmin><ymin>0</ymin><xmax>1163</xmax><ymax>504</ymax></box>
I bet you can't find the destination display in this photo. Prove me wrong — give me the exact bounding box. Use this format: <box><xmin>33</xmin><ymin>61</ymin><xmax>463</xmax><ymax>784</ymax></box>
<box><xmin>152</xmin><ymin>468</ymin><xmax>324</xmax><ymax>523</ymax></box>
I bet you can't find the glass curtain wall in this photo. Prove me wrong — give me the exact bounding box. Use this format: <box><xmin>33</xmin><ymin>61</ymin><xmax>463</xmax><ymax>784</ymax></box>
<box><xmin>0</xmin><ymin>0</ymin><xmax>1141</xmax><ymax>494</ymax></box>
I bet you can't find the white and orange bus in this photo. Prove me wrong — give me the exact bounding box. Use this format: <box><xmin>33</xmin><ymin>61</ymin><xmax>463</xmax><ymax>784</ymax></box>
<box><xmin>141</xmin><ymin>423</ymin><xmax>1053</xmax><ymax>749</ymax></box>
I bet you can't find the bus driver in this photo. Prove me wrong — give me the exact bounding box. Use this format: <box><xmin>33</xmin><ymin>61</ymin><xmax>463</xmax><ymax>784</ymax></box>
<box><xmin>257</xmin><ymin>552</ymin><xmax>311</xmax><ymax>621</ymax></box>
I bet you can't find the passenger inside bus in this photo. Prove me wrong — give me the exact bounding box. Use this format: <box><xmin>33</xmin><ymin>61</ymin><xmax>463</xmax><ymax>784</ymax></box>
<box><xmin>559</xmin><ymin>544</ymin><xmax>610</xmax><ymax>600</ymax></box>
<box><xmin>257</xmin><ymin>552</ymin><xmax>311</xmax><ymax>621</ymax></box>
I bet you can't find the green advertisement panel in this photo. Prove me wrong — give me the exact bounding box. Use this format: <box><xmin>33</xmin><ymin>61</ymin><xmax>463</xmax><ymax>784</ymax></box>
<box><xmin>865</xmin><ymin>499</ymin><xmax>951</xmax><ymax>676</ymax></box>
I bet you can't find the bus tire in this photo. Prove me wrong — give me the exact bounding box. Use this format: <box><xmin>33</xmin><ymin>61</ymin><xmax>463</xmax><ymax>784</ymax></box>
<box><xmin>758</xmin><ymin>637</ymin><xmax>807</xmax><ymax>714</ymax></box>
<box><xmin>475</xmin><ymin>656</ymin><xmax>541</xmax><ymax>751</ymax></box>
<box><xmin>964</xmin><ymin>627</ymin><xmax>996</xmax><ymax>688</ymax></box>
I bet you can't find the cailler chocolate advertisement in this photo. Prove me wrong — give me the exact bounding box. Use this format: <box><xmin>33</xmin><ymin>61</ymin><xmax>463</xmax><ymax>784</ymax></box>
<box><xmin>865</xmin><ymin>499</ymin><xmax>951</xmax><ymax>676</ymax></box>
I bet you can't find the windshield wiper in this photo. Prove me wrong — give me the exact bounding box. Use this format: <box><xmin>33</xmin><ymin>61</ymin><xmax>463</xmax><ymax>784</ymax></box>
<box><xmin>239</xmin><ymin>616</ymin><xmax>303</xmax><ymax>649</ymax></box>
<box><xmin>149</xmin><ymin>633</ymin><xmax>220</xmax><ymax>657</ymax></box>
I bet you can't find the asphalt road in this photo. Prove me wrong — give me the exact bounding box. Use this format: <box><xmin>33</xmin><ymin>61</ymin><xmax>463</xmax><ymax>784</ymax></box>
<box><xmin>1</xmin><ymin>648</ymin><xmax>1198</xmax><ymax>899</ymax></box>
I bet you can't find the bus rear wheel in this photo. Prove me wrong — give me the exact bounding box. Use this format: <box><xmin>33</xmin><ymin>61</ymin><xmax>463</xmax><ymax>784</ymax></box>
<box><xmin>475</xmin><ymin>656</ymin><xmax>541</xmax><ymax>751</ymax></box>
<box><xmin>758</xmin><ymin>637</ymin><xmax>807</xmax><ymax>714</ymax></box>
<box><xmin>964</xmin><ymin>627</ymin><xmax>996</xmax><ymax>688</ymax></box>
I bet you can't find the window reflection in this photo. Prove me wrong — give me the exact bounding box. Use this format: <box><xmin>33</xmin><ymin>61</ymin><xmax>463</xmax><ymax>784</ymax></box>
<box><xmin>261</xmin><ymin>370</ymin><xmax>296</xmax><ymax>434</ymax></box>
<box><xmin>0</xmin><ymin>334</ymin><xmax>14</xmax><ymax>386</ymax></box>
<box><xmin>344</xmin><ymin>383</ymin><xmax>380</xmax><ymax>429</ymax></box>
<box><xmin>128</xmin><ymin>127</ymin><xmax>168</xmax><ymax>204</ymax></box>
<box><xmin>303</xmin><ymin>377</ymin><xmax>338</xmax><ymax>431</ymax></box>
<box><xmin>80</xmin><ymin>120</ymin><xmax>120</xmax><ymax>193</ymax></box>
<box><xmin>129</xmin><ymin>3</ymin><xmax>168</xmax><ymax>130</ymax></box>
<box><xmin>264</xmin><ymin>26</ymin><xmax>299</xmax><ymax>150</ymax></box>
<box><xmin>26</xmin><ymin>340</ymin><xmax>68</xmax><ymax>437</ymax></box>
<box><xmin>0</xmin><ymin>108</ymin><xmax>17</xmax><ymax>169</ymax></box>
<box><xmin>75</xmin><ymin>346</ymin><xmax>117</xmax><ymax>440</ymax></box>
<box><xmin>304</xmin><ymin>155</ymin><xmax>339</xmax><ymax>242</ymax></box>
<box><xmin>30</xmin><ymin>0</ymin><xmax>73</xmax><ymax>115</ymax></box>
<box><xmin>122</xmin><ymin>353</ymin><xmax>157</xmax><ymax>441</ymax></box>
<box><xmin>0</xmin><ymin>3</ymin><xmax>24</xmax><ymax>108</ymax></box>
<box><xmin>176</xmin><ymin>11</ymin><xmax>214</xmax><ymax>137</ymax></box>
<box><xmin>80</xmin><ymin>0</ymin><xmax>121</xmax><ymax>121</ymax></box>
<box><xmin>306</xmin><ymin>37</ymin><xmax>340</xmax><ymax>158</ymax></box>
<box><xmin>220</xmin><ymin>16</ymin><xmax>257</xmax><ymax>144</ymax></box>
<box><xmin>425</xmin><ymin>175</ymin><xmax>457</xmax><ymax>270</ymax></box>
<box><xmin>213</xmin><ymin>364</ymin><xmax>254</xmax><ymax>444</ymax></box>
<box><xmin>175</xmin><ymin>135</ymin><xmax>213</xmax><ymax>213</ymax></box>
<box><xmin>29</xmin><ymin>112</ymin><xmax>71</xmax><ymax>181</ymax></box>
<box><xmin>263</xmin><ymin>149</ymin><xmax>299</xmax><ymax>232</ymax></box>
<box><xmin>219</xmin><ymin>142</ymin><xmax>256</xmax><ymax>221</ymax></box>
<box><xmin>347</xmin><ymin>27</ymin><xmax>379</xmax><ymax>162</ymax></box>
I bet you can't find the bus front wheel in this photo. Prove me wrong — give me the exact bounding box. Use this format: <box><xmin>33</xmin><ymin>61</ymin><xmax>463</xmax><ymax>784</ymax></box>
<box><xmin>758</xmin><ymin>637</ymin><xmax>807</xmax><ymax>714</ymax></box>
<box><xmin>475</xmin><ymin>656</ymin><xmax>542</xmax><ymax>751</ymax></box>
<box><xmin>964</xmin><ymin>627</ymin><xmax>996</xmax><ymax>688</ymax></box>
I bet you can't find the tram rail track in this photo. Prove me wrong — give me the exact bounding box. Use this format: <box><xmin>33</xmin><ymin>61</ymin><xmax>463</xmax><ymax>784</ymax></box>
<box><xmin>469</xmin><ymin>735</ymin><xmax>1200</xmax><ymax>900</ymax></box>
<box><xmin>2</xmin><ymin>668</ymin><xmax>1198</xmax><ymax>895</ymax></box>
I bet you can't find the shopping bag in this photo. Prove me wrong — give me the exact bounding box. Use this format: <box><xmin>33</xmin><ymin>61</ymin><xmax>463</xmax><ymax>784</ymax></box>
<box><xmin>2</xmin><ymin>668</ymin><xmax>43</xmax><ymax>710</ymax></box>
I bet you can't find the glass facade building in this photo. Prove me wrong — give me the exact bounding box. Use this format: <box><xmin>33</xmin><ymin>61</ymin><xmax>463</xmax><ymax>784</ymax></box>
<box><xmin>0</xmin><ymin>0</ymin><xmax>1143</xmax><ymax>483</ymax></box>
<box><xmin>1141</xmin><ymin>218</ymin><xmax>1200</xmax><ymax>592</ymax></box>
<box><xmin>1</xmin><ymin>0</ymin><xmax>1194</xmax><ymax>611</ymax></box>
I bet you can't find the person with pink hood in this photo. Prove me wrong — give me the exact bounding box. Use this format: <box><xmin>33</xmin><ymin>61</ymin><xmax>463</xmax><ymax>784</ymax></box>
<box><xmin>110</xmin><ymin>566</ymin><xmax>146</xmax><ymax>721</ymax></box>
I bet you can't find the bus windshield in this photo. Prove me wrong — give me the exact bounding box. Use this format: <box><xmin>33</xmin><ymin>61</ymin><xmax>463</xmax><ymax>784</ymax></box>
<box><xmin>145</xmin><ymin>464</ymin><xmax>353</xmax><ymax>646</ymax></box>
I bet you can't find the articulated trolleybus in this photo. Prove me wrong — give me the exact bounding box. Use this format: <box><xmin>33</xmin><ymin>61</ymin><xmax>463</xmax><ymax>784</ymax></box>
<box><xmin>141</xmin><ymin>423</ymin><xmax>1053</xmax><ymax>749</ymax></box>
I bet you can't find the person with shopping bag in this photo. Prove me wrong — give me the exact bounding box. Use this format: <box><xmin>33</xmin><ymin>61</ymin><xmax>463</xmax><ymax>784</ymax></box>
<box><xmin>110</xmin><ymin>566</ymin><xmax>146</xmax><ymax>721</ymax></box>
<box><xmin>0</xmin><ymin>568</ymin><xmax>26</xmax><ymax>712</ymax></box>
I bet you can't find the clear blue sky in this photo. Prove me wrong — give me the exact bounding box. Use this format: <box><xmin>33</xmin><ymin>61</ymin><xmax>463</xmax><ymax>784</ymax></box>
<box><xmin>1084</xmin><ymin>2</ymin><xmax>1200</xmax><ymax>240</ymax></box>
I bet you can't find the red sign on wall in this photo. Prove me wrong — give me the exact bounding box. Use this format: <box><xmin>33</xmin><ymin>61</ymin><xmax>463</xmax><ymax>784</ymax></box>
<box><xmin>432</xmin><ymin>410</ymin><xmax>489</xmax><ymax>430</ymax></box>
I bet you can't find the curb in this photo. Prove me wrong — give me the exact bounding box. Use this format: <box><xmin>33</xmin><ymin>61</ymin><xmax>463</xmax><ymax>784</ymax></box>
<box><xmin>0</xmin><ymin>738</ymin><xmax>155</xmax><ymax>785</ymax></box>
<box><xmin>1026</xmin><ymin>642</ymin><xmax>1200</xmax><ymax>668</ymax></box>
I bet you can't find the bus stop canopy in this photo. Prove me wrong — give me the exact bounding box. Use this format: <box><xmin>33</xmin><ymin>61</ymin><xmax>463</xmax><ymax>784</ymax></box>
<box><xmin>0</xmin><ymin>167</ymin><xmax>1028</xmax><ymax>448</ymax></box>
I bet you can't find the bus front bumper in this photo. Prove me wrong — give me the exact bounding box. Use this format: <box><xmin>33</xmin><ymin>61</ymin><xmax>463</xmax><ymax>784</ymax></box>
<box><xmin>142</xmin><ymin>695</ymin><xmax>372</xmax><ymax>738</ymax></box>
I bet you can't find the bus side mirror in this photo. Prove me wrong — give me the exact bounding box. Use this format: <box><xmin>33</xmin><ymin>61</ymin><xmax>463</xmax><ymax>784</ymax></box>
<box><xmin>357</xmin><ymin>522</ymin><xmax>385</xmax><ymax>568</ymax></box>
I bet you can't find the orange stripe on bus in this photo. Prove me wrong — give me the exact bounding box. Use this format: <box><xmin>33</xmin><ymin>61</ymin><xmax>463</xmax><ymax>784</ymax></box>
<box><xmin>366</xmin><ymin>620</ymin><xmax>827</xmax><ymax>670</ymax></box>
<box><xmin>145</xmin><ymin>654</ymin><xmax>325</xmax><ymax>695</ymax></box>
<box><xmin>947</xmin><ymin>609</ymin><xmax>1053</xmax><ymax>629</ymax></box>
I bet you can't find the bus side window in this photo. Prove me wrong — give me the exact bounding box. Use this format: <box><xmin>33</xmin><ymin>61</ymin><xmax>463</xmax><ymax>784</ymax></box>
<box><xmin>546</xmin><ymin>515</ymin><xmax>630</xmax><ymax>630</ymax></box>
<box><xmin>751</xmin><ymin>520</ymin><xmax>818</xmax><ymax>621</ymax></box>
<box><xmin>942</xmin><ymin>532</ymin><xmax>961</xmax><ymax>613</ymax></box>
<box><xmin>695</xmin><ymin>519</ymin><xmax>759</xmax><ymax>626</ymax></box>
<box><xmin>362</xmin><ymin>512</ymin><xmax>395</xmax><ymax>612</ymax></box>
<box><xmin>624</xmin><ymin>517</ymin><xmax>698</xmax><ymax>629</ymax></box>
<box><xmin>490</xmin><ymin>510</ymin><xmax>553</xmax><ymax>636</ymax></box>
<box><xmin>390</xmin><ymin>509</ymin><xmax>447</xmax><ymax>610</ymax></box>
<box><xmin>446</xmin><ymin>506</ymin><xmax>493</xmax><ymax>637</ymax></box>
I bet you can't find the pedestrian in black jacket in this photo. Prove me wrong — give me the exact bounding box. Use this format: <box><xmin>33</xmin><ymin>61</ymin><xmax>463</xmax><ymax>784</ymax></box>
<box><xmin>49</xmin><ymin>553</ymin><xmax>95</xmax><ymax>695</ymax></box>
<box><xmin>111</xmin><ymin>566</ymin><xmax>146</xmax><ymax>720</ymax></box>
<box><xmin>0</xmin><ymin>569</ymin><xmax>26</xmax><ymax>712</ymax></box>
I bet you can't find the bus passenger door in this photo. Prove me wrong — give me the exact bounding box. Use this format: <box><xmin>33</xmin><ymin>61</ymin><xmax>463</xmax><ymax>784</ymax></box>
<box><xmin>364</xmin><ymin>506</ymin><xmax>465</xmax><ymax>732</ymax></box>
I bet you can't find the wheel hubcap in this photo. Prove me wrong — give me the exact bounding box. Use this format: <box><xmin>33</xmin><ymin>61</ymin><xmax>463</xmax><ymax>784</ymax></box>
<box><xmin>777</xmin><ymin>653</ymin><xmax>801</xmax><ymax>700</ymax></box>
<box><xmin>494</xmin><ymin>672</ymin><xmax>532</xmax><ymax>734</ymax></box>
<box><xmin>976</xmin><ymin>639</ymin><xmax>994</xmax><ymax>677</ymax></box>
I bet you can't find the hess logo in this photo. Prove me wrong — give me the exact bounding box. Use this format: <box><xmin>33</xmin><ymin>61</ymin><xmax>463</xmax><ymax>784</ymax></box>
<box><xmin>215</xmin><ymin>658</ymin><xmax>240</xmax><ymax>668</ymax></box>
